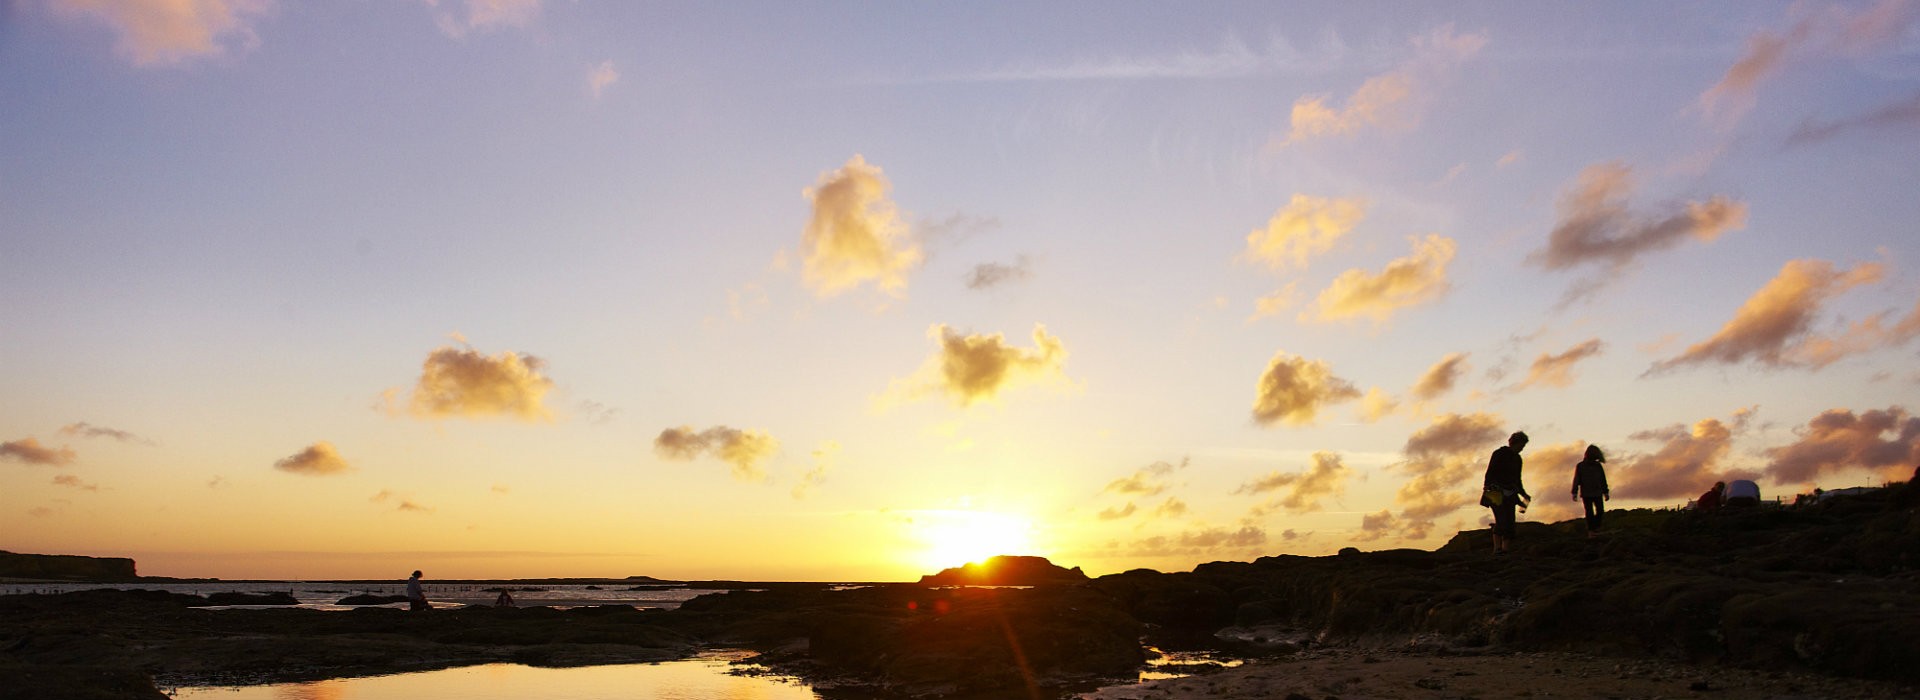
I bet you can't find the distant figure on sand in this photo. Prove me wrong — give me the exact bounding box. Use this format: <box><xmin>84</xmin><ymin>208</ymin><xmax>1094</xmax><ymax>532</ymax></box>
<box><xmin>406</xmin><ymin>570</ymin><xmax>428</xmax><ymax>611</ymax></box>
<box><xmin>1482</xmin><ymin>431</ymin><xmax>1531</xmax><ymax>555</ymax></box>
<box><xmin>1571</xmin><ymin>445</ymin><xmax>1609</xmax><ymax>538</ymax></box>
<box><xmin>1695</xmin><ymin>482</ymin><xmax>1725</xmax><ymax>512</ymax></box>
<box><xmin>494</xmin><ymin>589</ymin><xmax>516</xmax><ymax>608</ymax></box>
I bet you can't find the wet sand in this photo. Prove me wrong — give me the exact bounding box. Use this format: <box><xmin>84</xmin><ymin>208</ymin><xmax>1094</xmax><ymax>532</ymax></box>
<box><xmin>1077</xmin><ymin>648</ymin><xmax>1912</xmax><ymax>700</ymax></box>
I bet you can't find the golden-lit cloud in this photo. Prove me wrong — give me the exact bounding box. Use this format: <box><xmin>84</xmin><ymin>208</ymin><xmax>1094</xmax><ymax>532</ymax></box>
<box><xmin>1764</xmin><ymin>406</ymin><xmax>1920</xmax><ymax>485</ymax></box>
<box><xmin>50</xmin><ymin>0</ymin><xmax>268</xmax><ymax>66</ymax></box>
<box><xmin>1612</xmin><ymin>410</ymin><xmax>1759</xmax><ymax>500</ymax></box>
<box><xmin>392</xmin><ymin>339</ymin><xmax>555</xmax><ymax>421</ymax></box>
<box><xmin>1247</xmin><ymin>283</ymin><xmax>1300</xmax><ymax>322</ymax></box>
<box><xmin>58</xmin><ymin>422</ymin><xmax>156</xmax><ymax>445</ymax></box>
<box><xmin>792</xmin><ymin>441</ymin><xmax>837</xmax><ymax>499</ymax></box>
<box><xmin>1130</xmin><ymin>525</ymin><xmax>1267</xmax><ymax>556</ymax></box>
<box><xmin>1410</xmin><ymin>352</ymin><xmax>1470</xmax><ymax>401</ymax></box>
<box><xmin>1276</xmin><ymin>25</ymin><xmax>1486</xmax><ymax>146</ymax></box>
<box><xmin>1359</xmin><ymin>387</ymin><xmax>1398</xmax><ymax>423</ymax></box>
<box><xmin>965</xmin><ymin>256</ymin><xmax>1034</xmax><ymax>290</ymax></box>
<box><xmin>588</xmin><ymin>59</ymin><xmax>619</xmax><ymax>98</ymax></box>
<box><xmin>0</xmin><ymin>438</ymin><xmax>77</xmax><ymax>466</ymax></box>
<box><xmin>1097</xmin><ymin>502</ymin><xmax>1138</xmax><ymax>520</ymax></box>
<box><xmin>274</xmin><ymin>441</ymin><xmax>352</xmax><ymax>476</ymax></box>
<box><xmin>884</xmin><ymin>324</ymin><xmax>1070</xmax><ymax>408</ymax></box>
<box><xmin>1242</xmin><ymin>194</ymin><xmax>1366</xmax><ymax>269</ymax></box>
<box><xmin>1354</xmin><ymin>508</ymin><xmax>1397</xmax><ymax>542</ymax></box>
<box><xmin>51</xmin><ymin>474</ymin><xmax>100</xmax><ymax>491</ymax></box>
<box><xmin>1152</xmin><ymin>498</ymin><xmax>1188</xmax><ymax>518</ymax></box>
<box><xmin>1517</xmin><ymin>339</ymin><xmax>1605</xmax><ymax>389</ymax></box>
<box><xmin>1529</xmin><ymin>163</ymin><xmax>1746</xmax><ymax>296</ymax></box>
<box><xmin>1385</xmin><ymin>412</ymin><xmax>1506</xmax><ymax>539</ymax></box>
<box><xmin>1250</xmin><ymin>352</ymin><xmax>1362</xmax><ymax>426</ymax></box>
<box><xmin>1695</xmin><ymin>0</ymin><xmax>1918</xmax><ymax>127</ymax></box>
<box><xmin>1102</xmin><ymin>458</ymin><xmax>1184</xmax><ymax>497</ymax></box>
<box><xmin>800</xmin><ymin>155</ymin><xmax>924</xmax><ymax>298</ymax></box>
<box><xmin>1236</xmin><ymin>451</ymin><xmax>1352</xmax><ymax>513</ymax></box>
<box><xmin>1649</xmin><ymin>259</ymin><xmax>1908</xmax><ymax>374</ymax></box>
<box><xmin>654</xmin><ymin>425</ymin><xmax>780</xmax><ymax>482</ymax></box>
<box><xmin>1303</xmin><ymin>235</ymin><xmax>1455</xmax><ymax>323</ymax></box>
<box><xmin>370</xmin><ymin>489</ymin><xmax>434</xmax><ymax>514</ymax></box>
<box><xmin>428</xmin><ymin>0</ymin><xmax>541</xmax><ymax>37</ymax></box>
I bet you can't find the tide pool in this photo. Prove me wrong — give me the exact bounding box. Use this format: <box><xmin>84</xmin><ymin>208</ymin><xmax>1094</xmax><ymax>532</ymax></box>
<box><xmin>169</xmin><ymin>652</ymin><xmax>823</xmax><ymax>700</ymax></box>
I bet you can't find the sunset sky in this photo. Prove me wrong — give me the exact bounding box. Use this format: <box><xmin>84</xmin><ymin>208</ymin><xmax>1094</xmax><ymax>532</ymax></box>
<box><xmin>4</xmin><ymin>1</ymin><xmax>1919</xmax><ymax>582</ymax></box>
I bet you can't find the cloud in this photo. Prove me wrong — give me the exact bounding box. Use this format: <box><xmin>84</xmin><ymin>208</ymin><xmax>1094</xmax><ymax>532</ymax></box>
<box><xmin>1131</xmin><ymin>525</ymin><xmax>1268</xmax><ymax>556</ymax></box>
<box><xmin>1237</xmin><ymin>451</ymin><xmax>1353</xmax><ymax>513</ymax></box>
<box><xmin>1497</xmin><ymin>151</ymin><xmax>1524</xmax><ymax>168</ymax></box>
<box><xmin>577</xmin><ymin>400</ymin><xmax>620</xmax><ymax>425</ymax></box>
<box><xmin>490</xmin><ymin>483</ymin><xmax>510</xmax><ymax>495</ymax></box>
<box><xmin>1385</xmin><ymin>412</ymin><xmax>1507</xmax><ymax>538</ymax></box>
<box><xmin>1764</xmin><ymin>406</ymin><xmax>1920</xmax><ymax>484</ymax></box>
<box><xmin>391</xmin><ymin>339</ymin><xmax>556</xmax><ymax>421</ymax></box>
<box><xmin>208</xmin><ymin>476</ymin><xmax>228</xmax><ymax>489</ymax></box>
<box><xmin>428</xmin><ymin>0</ymin><xmax>541</xmax><ymax>37</ymax></box>
<box><xmin>1695</xmin><ymin>0</ymin><xmax>1919</xmax><ymax>127</ymax></box>
<box><xmin>884</xmin><ymin>324</ymin><xmax>1070</xmax><ymax>408</ymax></box>
<box><xmin>924</xmin><ymin>33</ymin><xmax>1340</xmax><ymax>84</ymax></box>
<box><xmin>1612</xmin><ymin>410</ymin><xmax>1760</xmax><ymax>500</ymax></box>
<box><xmin>1303</xmin><ymin>235</ymin><xmax>1456</xmax><ymax>323</ymax></box>
<box><xmin>1251</xmin><ymin>352</ymin><xmax>1362</xmax><ymax>426</ymax></box>
<box><xmin>1248</xmin><ymin>283</ymin><xmax>1300</xmax><ymax>321</ymax></box>
<box><xmin>1241</xmin><ymin>194</ymin><xmax>1366</xmax><ymax>270</ymax></box>
<box><xmin>1648</xmin><ymin>259</ymin><xmax>1911</xmax><ymax>374</ymax></box>
<box><xmin>371</xmin><ymin>489</ymin><xmax>434</xmax><ymax>513</ymax></box>
<box><xmin>1153</xmin><ymin>498</ymin><xmax>1188</xmax><ymax>518</ymax></box>
<box><xmin>57</xmin><ymin>422</ymin><xmax>157</xmax><ymax>445</ymax></box>
<box><xmin>792</xmin><ymin>441</ymin><xmax>838</xmax><ymax>499</ymax></box>
<box><xmin>965</xmin><ymin>256</ymin><xmax>1034</xmax><ymax>290</ymax></box>
<box><xmin>1529</xmin><ymin>163</ymin><xmax>1746</xmax><ymax>299</ymax></box>
<box><xmin>1354</xmin><ymin>508</ymin><xmax>1398</xmax><ymax>542</ymax></box>
<box><xmin>52</xmin><ymin>474</ymin><xmax>100</xmax><ymax>491</ymax></box>
<box><xmin>274</xmin><ymin>442</ymin><xmax>352</xmax><ymax>476</ymax></box>
<box><xmin>800</xmin><ymin>155</ymin><xmax>924</xmax><ymax>298</ymax></box>
<box><xmin>588</xmin><ymin>59</ymin><xmax>619</xmax><ymax>98</ymax></box>
<box><xmin>1359</xmin><ymin>387</ymin><xmax>1398</xmax><ymax>423</ymax></box>
<box><xmin>1</xmin><ymin>438</ymin><xmax>77</xmax><ymax>466</ymax></box>
<box><xmin>1097</xmin><ymin>502</ymin><xmax>1138</xmax><ymax>520</ymax></box>
<box><xmin>1788</xmin><ymin>92</ymin><xmax>1920</xmax><ymax>146</ymax></box>
<box><xmin>654</xmin><ymin>425</ymin><xmax>780</xmax><ymax>482</ymax></box>
<box><xmin>1517</xmin><ymin>339</ymin><xmax>1605</xmax><ymax>389</ymax></box>
<box><xmin>50</xmin><ymin>0</ymin><xmax>269</xmax><ymax>66</ymax></box>
<box><xmin>1410</xmin><ymin>352</ymin><xmax>1470</xmax><ymax>402</ymax></box>
<box><xmin>1103</xmin><ymin>458</ymin><xmax>1186</xmax><ymax>497</ymax></box>
<box><xmin>1275</xmin><ymin>24</ymin><xmax>1486</xmax><ymax>147</ymax></box>
<box><xmin>917</xmin><ymin>213</ymin><xmax>1002</xmax><ymax>250</ymax></box>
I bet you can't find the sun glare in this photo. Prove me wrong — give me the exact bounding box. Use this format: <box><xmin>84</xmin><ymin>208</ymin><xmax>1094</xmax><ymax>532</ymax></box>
<box><xmin>912</xmin><ymin>510</ymin><xmax>1036</xmax><ymax>573</ymax></box>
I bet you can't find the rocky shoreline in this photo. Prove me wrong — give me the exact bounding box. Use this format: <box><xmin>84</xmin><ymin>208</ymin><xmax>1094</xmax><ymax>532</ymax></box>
<box><xmin>2</xmin><ymin>483</ymin><xmax>1916</xmax><ymax>699</ymax></box>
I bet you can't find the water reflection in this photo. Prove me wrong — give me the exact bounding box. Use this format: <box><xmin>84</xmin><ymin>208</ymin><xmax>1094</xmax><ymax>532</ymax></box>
<box><xmin>175</xmin><ymin>653</ymin><xmax>820</xmax><ymax>700</ymax></box>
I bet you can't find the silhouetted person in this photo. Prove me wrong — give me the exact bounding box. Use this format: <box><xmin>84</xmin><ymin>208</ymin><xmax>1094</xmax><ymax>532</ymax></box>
<box><xmin>406</xmin><ymin>570</ymin><xmax>428</xmax><ymax>611</ymax></box>
<box><xmin>1696</xmin><ymin>481</ymin><xmax>1725</xmax><ymax>512</ymax></box>
<box><xmin>1483</xmin><ymin>431</ymin><xmax>1531</xmax><ymax>555</ymax></box>
<box><xmin>494</xmin><ymin>589</ymin><xmax>516</xmax><ymax>608</ymax></box>
<box><xmin>1571</xmin><ymin>444</ymin><xmax>1609</xmax><ymax>537</ymax></box>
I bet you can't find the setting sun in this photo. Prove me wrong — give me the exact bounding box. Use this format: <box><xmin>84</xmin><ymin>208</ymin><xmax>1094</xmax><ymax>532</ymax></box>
<box><xmin>911</xmin><ymin>510</ymin><xmax>1037</xmax><ymax>572</ymax></box>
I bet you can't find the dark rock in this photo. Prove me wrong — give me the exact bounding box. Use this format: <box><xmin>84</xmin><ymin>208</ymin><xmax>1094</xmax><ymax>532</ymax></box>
<box><xmin>200</xmin><ymin>592</ymin><xmax>298</xmax><ymax>606</ymax></box>
<box><xmin>916</xmin><ymin>555</ymin><xmax>1091</xmax><ymax>586</ymax></box>
<box><xmin>334</xmin><ymin>594</ymin><xmax>412</xmax><ymax>606</ymax></box>
<box><xmin>0</xmin><ymin>551</ymin><xmax>138</xmax><ymax>581</ymax></box>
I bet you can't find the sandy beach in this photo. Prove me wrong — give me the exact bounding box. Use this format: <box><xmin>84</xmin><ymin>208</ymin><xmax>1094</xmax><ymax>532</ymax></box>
<box><xmin>1079</xmin><ymin>648</ymin><xmax>1912</xmax><ymax>700</ymax></box>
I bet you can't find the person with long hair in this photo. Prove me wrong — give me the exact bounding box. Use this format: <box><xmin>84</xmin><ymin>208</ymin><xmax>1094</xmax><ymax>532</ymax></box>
<box><xmin>1571</xmin><ymin>444</ymin><xmax>1609</xmax><ymax>538</ymax></box>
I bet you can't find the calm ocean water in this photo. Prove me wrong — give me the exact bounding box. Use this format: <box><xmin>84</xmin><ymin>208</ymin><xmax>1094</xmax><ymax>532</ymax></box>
<box><xmin>0</xmin><ymin>580</ymin><xmax>708</xmax><ymax>609</ymax></box>
<box><xmin>166</xmin><ymin>652</ymin><xmax>823</xmax><ymax>700</ymax></box>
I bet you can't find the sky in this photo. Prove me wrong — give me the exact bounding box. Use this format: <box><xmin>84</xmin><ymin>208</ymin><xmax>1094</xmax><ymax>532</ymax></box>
<box><xmin>3</xmin><ymin>1</ymin><xmax>1919</xmax><ymax>582</ymax></box>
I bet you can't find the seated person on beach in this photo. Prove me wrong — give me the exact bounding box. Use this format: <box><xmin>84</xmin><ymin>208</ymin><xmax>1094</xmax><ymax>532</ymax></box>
<box><xmin>1695</xmin><ymin>482</ymin><xmax>1725</xmax><ymax>512</ymax></box>
<box><xmin>494</xmin><ymin>590</ymin><xmax>516</xmax><ymax>608</ymax></box>
<box><xmin>406</xmin><ymin>570</ymin><xmax>428</xmax><ymax>611</ymax></box>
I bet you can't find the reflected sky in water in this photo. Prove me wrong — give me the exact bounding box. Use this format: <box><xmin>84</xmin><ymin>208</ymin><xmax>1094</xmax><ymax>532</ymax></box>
<box><xmin>173</xmin><ymin>654</ymin><xmax>820</xmax><ymax>700</ymax></box>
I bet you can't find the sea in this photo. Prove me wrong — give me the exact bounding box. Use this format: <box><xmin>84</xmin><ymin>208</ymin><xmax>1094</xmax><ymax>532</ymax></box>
<box><xmin>2</xmin><ymin>581</ymin><xmax>1229</xmax><ymax>699</ymax></box>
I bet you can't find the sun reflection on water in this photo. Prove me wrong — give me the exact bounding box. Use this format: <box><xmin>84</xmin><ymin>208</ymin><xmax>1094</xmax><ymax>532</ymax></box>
<box><xmin>178</xmin><ymin>653</ymin><xmax>820</xmax><ymax>700</ymax></box>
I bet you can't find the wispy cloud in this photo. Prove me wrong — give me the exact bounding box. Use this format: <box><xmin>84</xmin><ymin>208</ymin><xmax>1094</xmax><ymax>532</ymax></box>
<box><xmin>274</xmin><ymin>441</ymin><xmax>353</xmax><ymax>476</ymax></box>
<box><xmin>1410</xmin><ymin>352</ymin><xmax>1470</xmax><ymax>402</ymax></box>
<box><xmin>1765</xmin><ymin>406</ymin><xmax>1920</xmax><ymax>485</ymax></box>
<box><xmin>965</xmin><ymin>256</ymin><xmax>1035</xmax><ymax>290</ymax></box>
<box><xmin>387</xmin><ymin>336</ymin><xmax>556</xmax><ymax>421</ymax></box>
<box><xmin>370</xmin><ymin>489</ymin><xmax>435</xmax><ymax>514</ymax></box>
<box><xmin>427</xmin><ymin>0</ymin><xmax>541</xmax><ymax>38</ymax></box>
<box><xmin>918</xmin><ymin>33</ymin><xmax>1348</xmax><ymax>84</ymax></box>
<box><xmin>59</xmin><ymin>422</ymin><xmax>157</xmax><ymax>446</ymax></box>
<box><xmin>655</xmin><ymin>425</ymin><xmax>780</xmax><ymax>482</ymax></box>
<box><xmin>52</xmin><ymin>474</ymin><xmax>101</xmax><ymax>491</ymax></box>
<box><xmin>1303</xmin><ymin>235</ymin><xmax>1456</xmax><ymax>324</ymax></box>
<box><xmin>881</xmin><ymin>324</ymin><xmax>1070</xmax><ymax>408</ymax></box>
<box><xmin>1649</xmin><ymin>259</ymin><xmax>1915</xmax><ymax>374</ymax></box>
<box><xmin>1530</xmin><ymin>162</ymin><xmax>1746</xmax><ymax>303</ymax></box>
<box><xmin>1787</xmin><ymin>92</ymin><xmax>1920</xmax><ymax>146</ymax></box>
<box><xmin>1238</xmin><ymin>451</ymin><xmax>1352</xmax><ymax>514</ymax></box>
<box><xmin>799</xmin><ymin>155</ymin><xmax>924</xmax><ymax>299</ymax></box>
<box><xmin>1694</xmin><ymin>0</ymin><xmax>1919</xmax><ymax>128</ymax></box>
<box><xmin>1103</xmin><ymin>458</ymin><xmax>1186</xmax><ymax>497</ymax></box>
<box><xmin>1516</xmin><ymin>339</ymin><xmax>1605</xmax><ymax>390</ymax></box>
<box><xmin>792</xmin><ymin>441</ymin><xmax>837</xmax><ymax>499</ymax></box>
<box><xmin>0</xmin><ymin>438</ymin><xmax>77</xmax><ymax>466</ymax></box>
<box><xmin>1251</xmin><ymin>352</ymin><xmax>1362</xmax><ymax>427</ymax></box>
<box><xmin>1273</xmin><ymin>24</ymin><xmax>1487</xmax><ymax>148</ymax></box>
<box><xmin>49</xmin><ymin>0</ymin><xmax>269</xmax><ymax>67</ymax></box>
<box><xmin>588</xmin><ymin>59</ymin><xmax>619</xmax><ymax>99</ymax></box>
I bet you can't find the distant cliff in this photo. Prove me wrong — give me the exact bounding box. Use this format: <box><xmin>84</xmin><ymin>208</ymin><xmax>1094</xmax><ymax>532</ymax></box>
<box><xmin>917</xmin><ymin>555</ymin><xmax>1090</xmax><ymax>586</ymax></box>
<box><xmin>0</xmin><ymin>550</ymin><xmax>138</xmax><ymax>581</ymax></box>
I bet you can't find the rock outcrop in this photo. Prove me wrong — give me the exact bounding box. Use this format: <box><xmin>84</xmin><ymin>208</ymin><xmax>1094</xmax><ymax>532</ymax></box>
<box><xmin>0</xmin><ymin>551</ymin><xmax>137</xmax><ymax>581</ymax></box>
<box><xmin>916</xmin><ymin>555</ymin><xmax>1091</xmax><ymax>586</ymax></box>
